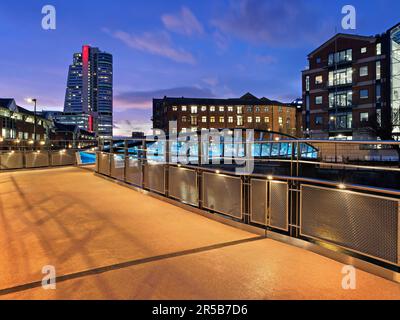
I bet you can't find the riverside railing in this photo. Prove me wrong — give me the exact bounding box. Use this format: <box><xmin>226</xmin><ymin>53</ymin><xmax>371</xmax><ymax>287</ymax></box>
<box><xmin>96</xmin><ymin>138</ymin><xmax>400</xmax><ymax>275</ymax></box>
<box><xmin>0</xmin><ymin>139</ymin><xmax>98</xmax><ymax>170</ymax></box>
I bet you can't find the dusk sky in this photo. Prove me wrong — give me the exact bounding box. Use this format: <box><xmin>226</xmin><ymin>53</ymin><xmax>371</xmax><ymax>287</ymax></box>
<box><xmin>1</xmin><ymin>0</ymin><xmax>399</xmax><ymax>135</ymax></box>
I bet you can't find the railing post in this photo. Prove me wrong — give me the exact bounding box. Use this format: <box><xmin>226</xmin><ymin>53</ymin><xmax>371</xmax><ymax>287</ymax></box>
<box><xmin>124</xmin><ymin>139</ymin><xmax>128</xmax><ymax>182</ymax></box>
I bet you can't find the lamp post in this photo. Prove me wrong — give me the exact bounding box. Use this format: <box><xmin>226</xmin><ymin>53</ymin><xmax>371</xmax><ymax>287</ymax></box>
<box><xmin>26</xmin><ymin>98</ymin><xmax>37</xmax><ymax>141</ymax></box>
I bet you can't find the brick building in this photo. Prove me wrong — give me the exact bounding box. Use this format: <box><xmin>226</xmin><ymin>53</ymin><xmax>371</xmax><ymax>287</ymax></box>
<box><xmin>301</xmin><ymin>23</ymin><xmax>400</xmax><ymax>140</ymax></box>
<box><xmin>152</xmin><ymin>93</ymin><xmax>297</xmax><ymax>136</ymax></box>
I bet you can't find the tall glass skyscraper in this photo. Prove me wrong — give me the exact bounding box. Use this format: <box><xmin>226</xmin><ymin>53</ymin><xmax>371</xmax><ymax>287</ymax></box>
<box><xmin>64</xmin><ymin>45</ymin><xmax>113</xmax><ymax>139</ymax></box>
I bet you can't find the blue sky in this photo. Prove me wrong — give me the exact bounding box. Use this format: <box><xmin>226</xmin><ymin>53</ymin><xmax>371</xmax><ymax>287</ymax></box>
<box><xmin>0</xmin><ymin>0</ymin><xmax>399</xmax><ymax>135</ymax></box>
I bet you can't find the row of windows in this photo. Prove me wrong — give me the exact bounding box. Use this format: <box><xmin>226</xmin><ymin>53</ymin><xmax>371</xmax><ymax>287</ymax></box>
<box><xmin>181</xmin><ymin>115</ymin><xmax>289</xmax><ymax>125</ymax></box>
<box><xmin>315</xmin><ymin>43</ymin><xmax>381</xmax><ymax>65</ymax></box>
<box><xmin>314</xmin><ymin>112</ymin><xmax>370</xmax><ymax>126</ymax></box>
<box><xmin>307</xmin><ymin>57</ymin><xmax>382</xmax><ymax>90</ymax></box>
<box><xmin>315</xmin><ymin>88</ymin><xmax>371</xmax><ymax>105</ymax></box>
<box><xmin>171</xmin><ymin>105</ymin><xmax>290</xmax><ymax>114</ymax></box>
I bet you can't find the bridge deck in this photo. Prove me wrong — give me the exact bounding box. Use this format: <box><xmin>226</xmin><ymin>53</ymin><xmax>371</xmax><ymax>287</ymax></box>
<box><xmin>0</xmin><ymin>167</ymin><xmax>398</xmax><ymax>300</ymax></box>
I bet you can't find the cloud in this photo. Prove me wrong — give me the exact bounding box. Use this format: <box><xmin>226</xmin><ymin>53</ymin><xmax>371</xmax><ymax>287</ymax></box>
<box><xmin>115</xmin><ymin>86</ymin><xmax>215</xmax><ymax>110</ymax></box>
<box><xmin>162</xmin><ymin>7</ymin><xmax>204</xmax><ymax>36</ymax></box>
<box><xmin>106</xmin><ymin>29</ymin><xmax>196</xmax><ymax>64</ymax></box>
<box><xmin>212</xmin><ymin>0</ymin><xmax>332</xmax><ymax>47</ymax></box>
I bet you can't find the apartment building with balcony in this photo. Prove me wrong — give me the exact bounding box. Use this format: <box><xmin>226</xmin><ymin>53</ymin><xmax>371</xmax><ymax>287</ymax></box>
<box><xmin>152</xmin><ymin>93</ymin><xmax>297</xmax><ymax>136</ymax></box>
<box><xmin>301</xmin><ymin>23</ymin><xmax>400</xmax><ymax>140</ymax></box>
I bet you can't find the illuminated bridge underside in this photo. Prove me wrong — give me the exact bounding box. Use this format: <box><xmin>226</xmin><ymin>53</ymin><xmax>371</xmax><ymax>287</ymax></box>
<box><xmin>0</xmin><ymin>167</ymin><xmax>399</xmax><ymax>300</ymax></box>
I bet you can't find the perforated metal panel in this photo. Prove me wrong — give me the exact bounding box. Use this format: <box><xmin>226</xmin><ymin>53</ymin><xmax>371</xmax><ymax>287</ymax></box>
<box><xmin>126</xmin><ymin>158</ymin><xmax>142</xmax><ymax>186</ymax></box>
<box><xmin>169</xmin><ymin>166</ymin><xmax>198</xmax><ymax>206</ymax></box>
<box><xmin>144</xmin><ymin>163</ymin><xmax>165</xmax><ymax>194</ymax></box>
<box><xmin>269</xmin><ymin>181</ymin><xmax>288</xmax><ymax>231</ymax></box>
<box><xmin>301</xmin><ymin>184</ymin><xmax>399</xmax><ymax>265</ymax></box>
<box><xmin>202</xmin><ymin>172</ymin><xmax>242</xmax><ymax>219</ymax></box>
<box><xmin>25</xmin><ymin>152</ymin><xmax>49</xmax><ymax>168</ymax></box>
<box><xmin>250</xmin><ymin>179</ymin><xmax>267</xmax><ymax>225</ymax></box>
<box><xmin>51</xmin><ymin>151</ymin><xmax>76</xmax><ymax>166</ymax></box>
<box><xmin>97</xmin><ymin>153</ymin><xmax>111</xmax><ymax>176</ymax></box>
<box><xmin>0</xmin><ymin>152</ymin><xmax>24</xmax><ymax>169</ymax></box>
<box><xmin>111</xmin><ymin>155</ymin><xmax>125</xmax><ymax>180</ymax></box>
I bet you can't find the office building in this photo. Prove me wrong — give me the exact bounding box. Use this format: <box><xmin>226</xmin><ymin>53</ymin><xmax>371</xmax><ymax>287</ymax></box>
<box><xmin>152</xmin><ymin>93</ymin><xmax>297</xmax><ymax>136</ymax></box>
<box><xmin>64</xmin><ymin>45</ymin><xmax>113</xmax><ymax>139</ymax></box>
<box><xmin>302</xmin><ymin>23</ymin><xmax>400</xmax><ymax>140</ymax></box>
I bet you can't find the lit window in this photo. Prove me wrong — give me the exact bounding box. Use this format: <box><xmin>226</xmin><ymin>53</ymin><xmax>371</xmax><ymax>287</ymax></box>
<box><xmin>210</xmin><ymin>106</ymin><xmax>216</xmax><ymax>112</ymax></box>
<box><xmin>182</xmin><ymin>116</ymin><xmax>187</xmax><ymax>122</ymax></box>
<box><xmin>247</xmin><ymin>116</ymin><xmax>253</xmax><ymax>123</ymax></box>
<box><xmin>191</xmin><ymin>106</ymin><xmax>198</xmax><ymax>114</ymax></box>
<box><xmin>376</xmin><ymin>43</ymin><xmax>381</xmax><ymax>55</ymax></box>
<box><xmin>359</xmin><ymin>66</ymin><xmax>368</xmax><ymax>77</ymax></box>
<box><xmin>360</xmin><ymin>112</ymin><xmax>369</xmax><ymax>122</ymax></box>
<box><xmin>237</xmin><ymin>106</ymin><xmax>243</xmax><ymax>114</ymax></box>
<box><xmin>237</xmin><ymin>116</ymin><xmax>243</xmax><ymax>126</ymax></box>
<box><xmin>172</xmin><ymin>106</ymin><xmax>178</xmax><ymax>111</ymax></box>
<box><xmin>278</xmin><ymin>117</ymin><xmax>283</xmax><ymax>126</ymax></box>
<box><xmin>315</xmin><ymin>75</ymin><xmax>323</xmax><ymax>84</ymax></box>
<box><xmin>228</xmin><ymin>106</ymin><xmax>234</xmax><ymax>112</ymax></box>
<box><xmin>181</xmin><ymin>106</ymin><xmax>187</xmax><ymax>111</ymax></box>
<box><xmin>210</xmin><ymin>116</ymin><xmax>216</xmax><ymax>123</ymax></box>
<box><xmin>376</xmin><ymin>61</ymin><xmax>381</xmax><ymax>80</ymax></box>
<box><xmin>305</xmin><ymin>76</ymin><xmax>310</xmax><ymax>91</ymax></box>
<box><xmin>255</xmin><ymin>116</ymin><xmax>261</xmax><ymax>123</ymax></box>
<box><xmin>181</xmin><ymin>128</ymin><xmax>187</xmax><ymax>133</ymax></box>
<box><xmin>202</xmin><ymin>116</ymin><xmax>207</xmax><ymax>123</ymax></box>
<box><xmin>361</xmin><ymin>47</ymin><xmax>367</xmax><ymax>54</ymax></box>
<box><xmin>264</xmin><ymin>117</ymin><xmax>270</xmax><ymax>123</ymax></box>
<box><xmin>219</xmin><ymin>106</ymin><xmax>224</xmax><ymax>112</ymax></box>
<box><xmin>219</xmin><ymin>116</ymin><xmax>224</xmax><ymax>123</ymax></box>
<box><xmin>228</xmin><ymin>116</ymin><xmax>234</xmax><ymax>123</ymax></box>
<box><xmin>201</xmin><ymin>106</ymin><xmax>207</xmax><ymax>112</ymax></box>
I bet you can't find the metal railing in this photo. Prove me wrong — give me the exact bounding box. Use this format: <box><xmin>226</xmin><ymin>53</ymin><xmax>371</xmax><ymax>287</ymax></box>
<box><xmin>0</xmin><ymin>139</ymin><xmax>98</xmax><ymax>170</ymax></box>
<box><xmin>95</xmin><ymin>138</ymin><xmax>400</xmax><ymax>272</ymax></box>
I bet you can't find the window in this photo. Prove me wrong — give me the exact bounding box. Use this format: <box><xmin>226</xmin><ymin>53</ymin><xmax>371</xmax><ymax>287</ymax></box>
<box><xmin>328</xmin><ymin>49</ymin><xmax>352</xmax><ymax>65</ymax></box>
<box><xmin>210</xmin><ymin>106</ymin><xmax>216</xmax><ymax>112</ymax></box>
<box><xmin>329</xmin><ymin>67</ymin><xmax>352</xmax><ymax>86</ymax></box>
<box><xmin>172</xmin><ymin>106</ymin><xmax>178</xmax><ymax>111</ymax></box>
<box><xmin>219</xmin><ymin>116</ymin><xmax>225</xmax><ymax>123</ymax></box>
<box><xmin>361</xmin><ymin>47</ymin><xmax>367</xmax><ymax>54</ymax></box>
<box><xmin>376</xmin><ymin>61</ymin><xmax>381</xmax><ymax>80</ymax></box>
<box><xmin>201</xmin><ymin>106</ymin><xmax>207</xmax><ymax>112</ymax></box>
<box><xmin>255</xmin><ymin>116</ymin><xmax>261</xmax><ymax>123</ymax></box>
<box><xmin>181</xmin><ymin>128</ymin><xmax>187</xmax><ymax>133</ymax></box>
<box><xmin>210</xmin><ymin>116</ymin><xmax>215</xmax><ymax>123</ymax></box>
<box><xmin>305</xmin><ymin>76</ymin><xmax>310</xmax><ymax>91</ymax></box>
<box><xmin>191</xmin><ymin>106</ymin><xmax>198</xmax><ymax>114</ymax></box>
<box><xmin>360</xmin><ymin>89</ymin><xmax>369</xmax><ymax>99</ymax></box>
<box><xmin>255</xmin><ymin>106</ymin><xmax>260</xmax><ymax>112</ymax></box>
<box><xmin>376</xmin><ymin>43</ymin><xmax>381</xmax><ymax>55</ymax></box>
<box><xmin>315</xmin><ymin>116</ymin><xmax>323</xmax><ymax>125</ymax></box>
<box><xmin>377</xmin><ymin>109</ymin><xmax>382</xmax><ymax>126</ymax></box>
<box><xmin>247</xmin><ymin>116</ymin><xmax>253</xmax><ymax>123</ymax></box>
<box><xmin>219</xmin><ymin>106</ymin><xmax>225</xmax><ymax>112</ymax></box>
<box><xmin>202</xmin><ymin>116</ymin><xmax>207</xmax><ymax>123</ymax></box>
<box><xmin>191</xmin><ymin>116</ymin><xmax>197</xmax><ymax>126</ymax></box>
<box><xmin>376</xmin><ymin>84</ymin><xmax>381</xmax><ymax>103</ymax></box>
<box><xmin>237</xmin><ymin>106</ymin><xmax>243</xmax><ymax>114</ymax></box>
<box><xmin>315</xmin><ymin>75</ymin><xmax>323</xmax><ymax>84</ymax></box>
<box><xmin>329</xmin><ymin>91</ymin><xmax>352</xmax><ymax>108</ymax></box>
<box><xmin>264</xmin><ymin>106</ymin><xmax>270</xmax><ymax>112</ymax></box>
<box><xmin>278</xmin><ymin>106</ymin><xmax>283</xmax><ymax>113</ymax></box>
<box><xmin>316</xmin><ymin>57</ymin><xmax>321</xmax><ymax>63</ymax></box>
<box><xmin>237</xmin><ymin>116</ymin><xmax>243</xmax><ymax>126</ymax></box>
<box><xmin>278</xmin><ymin>117</ymin><xmax>283</xmax><ymax>126</ymax></box>
<box><xmin>359</xmin><ymin>66</ymin><xmax>368</xmax><ymax>77</ymax></box>
<box><xmin>228</xmin><ymin>116</ymin><xmax>234</xmax><ymax>123</ymax></box>
<box><xmin>228</xmin><ymin>106</ymin><xmax>234</xmax><ymax>112</ymax></box>
<box><xmin>264</xmin><ymin>117</ymin><xmax>270</xmax><ymax>123</ymax></box>
<box><xmin>181</xmin><ymin>106</ymin><xmax>187</xmax><ymax>112</ymax></box>
<box><xmin>182</xmin><ymin>116</ymin><xmax>187</xmax><ymax>122</ymax></box>
<box><xmin>315</xmin><ymin>96</ymin><xmax>323</xmax><ymax>104</ymax></box>
<box><xmin>360</xmin><ymin>112</ymin><xmax>369</xmax><ymax>122</ymax></box>
<box><xmin>246</xmin><ymin>106</ymin><xmax>252</xmax><ymax>112</ymax></box>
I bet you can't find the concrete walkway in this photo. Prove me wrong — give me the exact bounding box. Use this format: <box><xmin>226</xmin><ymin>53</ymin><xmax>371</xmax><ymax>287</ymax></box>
<box><xmin>0</xmin><ymin>167</ymin><xmax>398</xmax><ymax>300</ymax></box>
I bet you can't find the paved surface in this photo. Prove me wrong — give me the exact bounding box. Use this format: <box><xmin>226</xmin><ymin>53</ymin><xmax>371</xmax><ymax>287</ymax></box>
<box><xmin>0</xmin><ymin>167</ymin><xmax>399</xmax><ymax>300</ymax></box>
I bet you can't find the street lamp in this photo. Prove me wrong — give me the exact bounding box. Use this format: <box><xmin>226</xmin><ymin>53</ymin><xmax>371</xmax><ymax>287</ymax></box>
<box><xmin>26</xmin><ymin>98</ymin><xmax>37</xmax><ymax>141</ymax></box>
